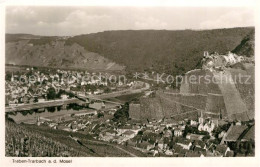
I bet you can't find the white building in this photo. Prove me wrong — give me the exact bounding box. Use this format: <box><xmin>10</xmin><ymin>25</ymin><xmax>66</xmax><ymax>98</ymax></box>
<box><xmin>61</xmin><ymin>94</ymin><xmax>69</xmax><ymax>100</ymax></box>
<box><xmin>176</xmin><ymin>140</ymin><xmax>192</xmax><ymax>150</ymax></box>
<box><xmin>198</xmin><ymin>122</ymin><xmax>215</xmax><ymax>134</ymax></box>
<box><xmin>174</xmin><ymin>128</ymin><xmax>183</xmax><ymax>137</ymax></box>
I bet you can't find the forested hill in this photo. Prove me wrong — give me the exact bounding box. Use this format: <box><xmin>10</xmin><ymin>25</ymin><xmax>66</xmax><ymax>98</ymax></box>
<box><xmin>6</xmin><ymin>27</ymin><xmax>254</xmax><ymax>74</ymax></box>
<box><xmin>232</xmin><ymin>29</ymin><xmax>255</xmax><ymax>57</ymax></box>
<box><xmin>65</xmin><ymin>27</ymin><xmax>254</xmax><ymax>74</ymax></box>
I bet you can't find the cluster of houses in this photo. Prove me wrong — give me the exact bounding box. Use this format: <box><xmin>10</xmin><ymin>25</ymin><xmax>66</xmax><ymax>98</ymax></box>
<box><xmin>5</xmin><ymin>68</ymin><xmax>135</xmax><ymax>107</ymax></box>
<box><xmin>6</xmin><ymin>67</ymin><xmax>254</xmax><ymax>157</ymax></box>
<box><xmin>5</xmin><ymin>79</ymin><xmax>48</xmax><ymax>106</ymax></box>
<box><xmin>5</xmin><ymin>69</ymin><xmax>76</xmax><ymax>106</ymax></box>
<box><xmin>23</xmin><ymin>93</ymin><xmax>254</xmax><ymax>158</ymax></box>
<box><xmin>93</xmin><ymin>112</ymin><xmax>254</xmax><ymax>157</ymax></box>
<box><xmin>122</xmin><ymin>118</ymin><xmax>214</xmax><ymax>156</ymax></box>
<box><xmin>99</xmin><ymin>125</ymin><xmax>140</xmax><ymax>144</ymax></box>
<box><xmin>35</xmin><ymin>106</ymin><xmax>120</xmax><ymax>134</ymax></box>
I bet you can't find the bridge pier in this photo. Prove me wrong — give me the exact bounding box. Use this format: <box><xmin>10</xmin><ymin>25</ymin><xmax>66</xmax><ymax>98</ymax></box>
<box><xmin>62</xmin><ymin>104</ymin><xmax>67</xmax><ymax>110</ymax></box>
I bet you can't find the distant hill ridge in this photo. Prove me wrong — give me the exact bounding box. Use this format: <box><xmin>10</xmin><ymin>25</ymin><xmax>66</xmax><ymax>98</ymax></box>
<box><xmin>6</xmin><ymin>27</ymin><xmax>254</xmax><ymax>74</ymax></box>
<box><xmin>5</xmin><ymin>37</ymin><xmax>124</xmax><ymax>71</ymax></box>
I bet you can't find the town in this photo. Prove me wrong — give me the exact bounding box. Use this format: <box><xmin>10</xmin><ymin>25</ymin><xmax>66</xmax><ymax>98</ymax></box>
<box><xmin>5</xmin><ymin>50</ymin><xmax>255</xmax><ymax>157</ymax></box>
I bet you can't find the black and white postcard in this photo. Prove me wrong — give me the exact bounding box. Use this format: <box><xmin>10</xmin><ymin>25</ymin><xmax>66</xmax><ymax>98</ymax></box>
<box><xmin>0</xmin><ymin>0</ymin><xmax>259</xmax><ymax>167</ymax></box>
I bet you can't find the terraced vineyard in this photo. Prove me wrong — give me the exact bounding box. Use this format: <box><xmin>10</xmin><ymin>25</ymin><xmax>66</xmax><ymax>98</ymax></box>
<box><xmin>213</xmin><ymin>71</ymin><xmax>249</xmax><ymax>121</ymax></box>
<box><xmin>5</xmin><ymin>120</ymin><xmax>146</xmax><ymax>157</ymax></box>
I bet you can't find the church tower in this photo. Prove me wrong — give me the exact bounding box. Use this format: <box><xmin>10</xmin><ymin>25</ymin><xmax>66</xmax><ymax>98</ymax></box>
<box><xmin>11</xmin><ymin>73</ymin><xmax>14</xmax><ymax>82</ymax></box>
<box><xmin>199</xmin><ymin>110</ymin><xmax>204</xmax><ymax>124</ymax></box>
<box><xmin>204</xmin><ymin>51</ymin><xmax>209</xmax><ymax>57</ymax></box>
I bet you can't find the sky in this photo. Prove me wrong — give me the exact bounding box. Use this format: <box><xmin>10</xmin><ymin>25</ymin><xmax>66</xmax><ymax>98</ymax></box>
<box><xmin>6</xmin><ymin>6</ymin><xmax>254</xmax><ymax>36</ymax></box>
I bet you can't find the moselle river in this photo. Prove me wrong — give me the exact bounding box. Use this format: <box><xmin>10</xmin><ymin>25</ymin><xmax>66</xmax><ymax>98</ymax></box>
<box><xmin>8</xmin><ymin>108</ymin><xmax>98</xmax><ymax>124</ymax></box>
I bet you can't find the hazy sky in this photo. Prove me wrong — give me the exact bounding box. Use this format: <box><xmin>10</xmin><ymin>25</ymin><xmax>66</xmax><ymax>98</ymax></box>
<box><xmin>6</xmin><ymin>6</ymin><xmax>254</xmax><ymax>36</ymax></box>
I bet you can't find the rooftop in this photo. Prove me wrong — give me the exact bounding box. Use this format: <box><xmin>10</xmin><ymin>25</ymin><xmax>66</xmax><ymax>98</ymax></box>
<box><xmin>241</xmin><ymin>125</ymin><xmax>255</xmax><ymax>141</ymax></box>
<box><xmin>216</xmin><ymin>144</ymin><xmax>228</xmax><ymax>154</ymax></box>
<box><xmin>225</xmin><ymin>125</ymin><xmax>248</xmax><ymax>141</ymax></box>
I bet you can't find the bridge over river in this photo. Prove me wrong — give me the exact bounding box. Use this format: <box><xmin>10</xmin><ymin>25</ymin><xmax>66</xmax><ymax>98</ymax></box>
<box><xmin>5</xmin><ymin>98</ymin><xmax>83</xmax><ymax>113</ymax></box>
<box><xmin>5</xmin><ymin>97</ymin><xmax>123</xmax><ymax>113</ymax></box>
<box><xmin>5</xmin><ymin>84</ymin><xmax>150</xmax><ymax>113</ymax></box>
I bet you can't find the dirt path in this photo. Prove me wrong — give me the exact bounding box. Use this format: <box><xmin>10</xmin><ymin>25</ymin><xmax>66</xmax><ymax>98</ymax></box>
<box><xmin>85</xmin><ymin>139</ymin><xmax>137</xmax><ymax>157</ymax></box>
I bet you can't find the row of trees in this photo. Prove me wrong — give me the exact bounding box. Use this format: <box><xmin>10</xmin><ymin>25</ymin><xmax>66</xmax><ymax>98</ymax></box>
<box><xmin>15</xmin><ymin>103</ymin><xmax>87</xmax><ymax>116</ymax></box>
<box><xmin>229</xmin><ymin>140</ymin><xmax>255</xmax><ymax>156</ymax></box>
<box><xmin>183</xmin><ymin>125</ymin><xmax>210</xmax><ymax>137</ymax></box>
<box><xmin>46</xmin><ymin>88</ymin><xmax>74</xmax><ymax>100</ymax></box>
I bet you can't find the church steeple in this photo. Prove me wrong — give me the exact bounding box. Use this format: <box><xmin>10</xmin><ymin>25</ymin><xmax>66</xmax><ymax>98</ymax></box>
<box><xmin>204</xmin><ymin>51</ymin><xmax>209</xmax><ymax>57</ymax></box>
<box><xmin>199</xmin><ymin>110</ymin><xmax>204</xmax><ymax>124</ymax></box>
<box><xmin>11</xmin><ymin>73</ymin><xmax>14</xmax><ymax>82</ymax></box>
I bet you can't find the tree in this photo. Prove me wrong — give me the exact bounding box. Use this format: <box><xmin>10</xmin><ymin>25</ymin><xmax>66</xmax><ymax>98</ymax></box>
<box><xmin>138</xmin><ymin>130</ymin><xmax>143</xmax><ymax>136</ymax></box>
<box><xmin>169</xmin><ymin>140</ymin><xmax>174</xmax><ymax>149</ymax></box>
<box><xmin>5</xmin><ymin>73</ymin><xmax>12</xmax><ymax>81</ymax></box>
<box><xmin>57</xmin><ymin>106</ymin><xmax>61</xmax><ymax>111</ymax></box>
<box><xmin>245</xmin><ymin>140</ymin><xmax>254</xmax><ymax>156</ymax></box>
<box><xmin>97</xmin><ymin>113</ymin><xmax>104</xmax><ymax>118</ymax></box>
<box><xmin>47</xmin><ymin>107</ymin><xmax>55</xmax><ymax>113</ymax></box>
<box><xmin>113</xmin><ymin>103</ymin><xmax>129</xmax><ymax>123</ymax></box>
<box><xmin>104</xmin><ymin>87</ymin><xmax>111</xmax><ymax>93</ymax></box>
<box><xmin>47</xmin><ymin>87</ymin><xmax>56</xmax><ymax>100</ymax></box>
<box><xmin>67</xmin><ymin>92</ymin><xmax>75</xmax><ymax>98</ymax></box>
<box><xmin>33</xmin><ymin>97</ymin><xmax>38</xmax><ymax>103</ymax></box>
<box><xmin>202</xmin><ymin>135</ymin><xmax>210</xmax><ymax>141</ymax></box>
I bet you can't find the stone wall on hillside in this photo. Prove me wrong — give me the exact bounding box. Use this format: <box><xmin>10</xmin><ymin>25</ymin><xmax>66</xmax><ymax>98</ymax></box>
<box><xmin>180</xmin><ymin>70</ymin><xmax>222</xmax><ymax>95</ymax></box>
<box><xmin>140</xmin><ymin>97</ymin><xmax>164</xmax><ymax>120</ymax></box>
<box><xmin>129</xmin><ymin>66</ymin><xmax>254</xmax><ymax>122</ymax></box>
<box><xmin>205</xmin><ymin>94</ymin><xmax>226</xmax><ymax>118</ymax></box>
<box><xmin>213</xmin><ymin>71</ymin><xmax>249</xmax><ymax>121</ymax></box>
<box><xmin>180</xmin><ymin>81</ymin><xmax>189</xmax><ymax>94</ymax></box>
<box><xmin>129</xmin><ymin>103</ymin><xmax>141</xmax><ymax>120</ymax></box>
<box><xmin>158</xmin><ymin>92</ymin><xmax>207</xmax><ymax>110</ymax></box>
<box><xmin>129</xmin><ymin>91</ymin><xmax>205</xmax><ymax>121</ymax></box>
<box><xmin>228</xmin><ymin>68</ymin><xmax>255</xmax><ymax>120</ymax></box>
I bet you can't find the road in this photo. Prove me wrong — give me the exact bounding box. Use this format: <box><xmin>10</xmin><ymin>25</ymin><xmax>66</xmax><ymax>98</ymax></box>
<box><xmin>76</xmin><ymin>82</ymin><xmax>150</xmax><ymax>104</ymax></box>
<box><xmin>84</xmin><ymin>139</ymin><xmax>137</xmax><ymax>157</ymax></box>
<box><xmin>6</xmin><ymin>83</ymin><xmax>150</xmax><ymax>113</ymax></box>
<box><xmin>5</xmin><ymin>98</ymin><xmax>82</xmax><ymax>112</ymax></box>
<box><xmin>83</xmin><ymin>83</ymin><xmax>150</xmax><ymax>99</ymax></box>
